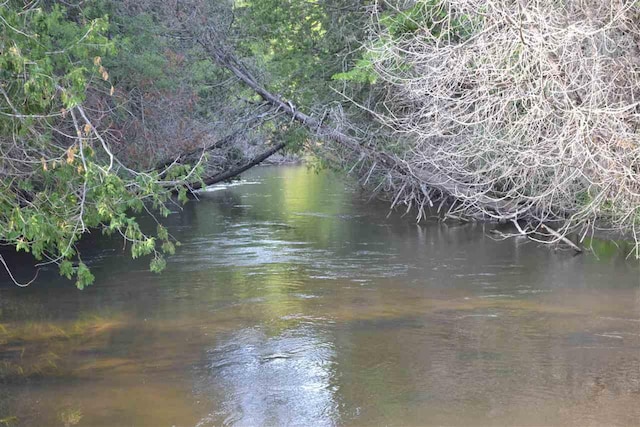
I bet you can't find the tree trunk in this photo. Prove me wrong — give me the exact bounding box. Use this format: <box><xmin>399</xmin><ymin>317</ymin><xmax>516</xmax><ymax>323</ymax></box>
<box><xmin>190</xmin><ymin>142</ymin><xmax>286</xmax><ymax>191</ymax></box>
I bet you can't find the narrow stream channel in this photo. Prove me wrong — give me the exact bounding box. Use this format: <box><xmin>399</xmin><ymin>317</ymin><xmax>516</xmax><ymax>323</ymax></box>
<box><xmin>1</xmin><ymin>165</ymin><xmax>639</xmax><ymax>426</ymax></box>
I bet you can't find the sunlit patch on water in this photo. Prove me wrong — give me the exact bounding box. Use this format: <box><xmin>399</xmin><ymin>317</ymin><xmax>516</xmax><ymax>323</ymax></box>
<box><xmin>198</xmin><ymin>180</ymin><xmax>262</xmax><ymax>193</ymax></box>
<box><xmin>599</xmin><ymin>316</ymin><xmax>640</xmax><ymax>323</ymax></box>
<box><xmin>456</xmin><ymin>313</ymin><xmax>499</xmax><ymax>319</ymax></box>
<box><xmin>479</xmin><ymin>294</ymin><xmax>517</xmax><ymax>298</ymax></box>
<box><xmin>194</xmin><ymin>326</ymin><xmax>338</xmax><ymax>427</ymax></box>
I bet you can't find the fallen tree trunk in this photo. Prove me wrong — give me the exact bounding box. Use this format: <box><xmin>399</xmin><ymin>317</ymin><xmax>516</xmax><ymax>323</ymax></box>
<box><xmin>189</xmin><ymin>142</ymin><xmax>286</xmax><ymax>191</ymax></box>
<box><xmin>155</xmin><ymin>131</ymin><xmax>237</xmax><ymax>172</ymax></box>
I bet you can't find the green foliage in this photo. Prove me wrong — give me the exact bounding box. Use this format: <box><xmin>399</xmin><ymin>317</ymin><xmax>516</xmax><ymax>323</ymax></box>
<box><xmin>281</xmin><ymin>125</ymin><xmax>309</xmax><ymax>152</ymax></box>
<box><xmin>333</xmin><ymin>1</ymin><xmax>475</xmax><ymax>83</ymax></box>
<box><xmin>0</xmin><ymin>3</ymin><xmax>113</xmax><ymax>112</ymax></box>
<box><xmin>332</xmin><ymin>51</ymin><xmax>379</xmax><ymax>84</ymax></box>
<box><xmin>0</xmin><ymin>2</ymin><xmax>198</xmax><ymax>288</ymax></box>
<box><xmin>149</xmin><ymin>255</ymin><xmax>166</xmax><ymax>273</ymax></box>
<box><xmin>380</xmin><ymin>1</ymin><xmax>475</xmax><ymax>40</ymax></box>
<box><xmin>234</xmin><ymin>0</ymin><xmax>370</xmax><ymax>107</ymax></box>
<box><xmin>381</xmin><ymin>1</ymin><xmax>438</xmax><ymax>37</ymax></box>
<box><xmin>75</xmin><ymin>262</ymin><xmax>94</xmax><ymax>290</ymax></box>
<box><xmin>84</xmin><ymin>2</ymin><xmax>173</xmax><ymax>91</ymax></box>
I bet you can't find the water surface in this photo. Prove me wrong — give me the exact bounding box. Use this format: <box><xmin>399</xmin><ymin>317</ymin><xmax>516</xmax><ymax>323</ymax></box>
<box><xmin>1</xmin><ymin>166</ymin><xmax>639</xmax><ymax>426</ymax></box>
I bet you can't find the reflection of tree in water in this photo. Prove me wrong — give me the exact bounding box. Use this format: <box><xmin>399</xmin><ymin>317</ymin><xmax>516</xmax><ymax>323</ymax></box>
<box><xmin>197</xmin><ymin>191</ymin><xmax>247</xmax><ymax>219</ymax></box>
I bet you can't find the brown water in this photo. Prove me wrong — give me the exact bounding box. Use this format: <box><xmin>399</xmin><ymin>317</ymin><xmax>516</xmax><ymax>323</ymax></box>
<box><xmin>0</xmin><ymin>165</ymin><xmax>639</xmax><ymax>427</ymax></box>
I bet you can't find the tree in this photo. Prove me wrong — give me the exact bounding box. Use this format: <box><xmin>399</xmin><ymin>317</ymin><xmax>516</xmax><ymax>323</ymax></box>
<box><xmin>233</xmin><ymin>0</ymin><xmax>371</xmax><ymax>106</ymax></box>
<box><xmin>330</xmin><ymin>0</ymin><xmax>640</xmax><ymax>253</ymax></box>
<box><xmin>0</xmin><ymin>1</ymin><xmax>197</xmax><ymax>288</ymax></box>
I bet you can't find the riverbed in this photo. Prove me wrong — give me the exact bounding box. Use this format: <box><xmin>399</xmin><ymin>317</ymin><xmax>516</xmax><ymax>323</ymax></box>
<box><xmin>1</xmin><ymin>165</ymin><xmax>639</xmax><ymax>426</ymax></box>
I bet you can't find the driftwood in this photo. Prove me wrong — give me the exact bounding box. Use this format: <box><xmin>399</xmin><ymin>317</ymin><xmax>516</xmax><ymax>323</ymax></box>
<box><xmin>541</xmin><ymin>224</ymin><xmax>583</xmax><ymax>254</ymax></box>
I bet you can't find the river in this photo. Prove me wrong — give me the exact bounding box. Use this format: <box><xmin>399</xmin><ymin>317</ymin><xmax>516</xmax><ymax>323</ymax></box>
<box><xmin>0</xmin><ymin>165</ymin><xmax>639</xmax><ymax>426</ymax></box>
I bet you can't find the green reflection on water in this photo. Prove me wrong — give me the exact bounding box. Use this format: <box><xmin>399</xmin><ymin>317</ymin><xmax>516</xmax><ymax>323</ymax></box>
<box><xmin>583</xmin><ymin>237</ymin><xmax>634</xmax><ymax>260</ymax></box>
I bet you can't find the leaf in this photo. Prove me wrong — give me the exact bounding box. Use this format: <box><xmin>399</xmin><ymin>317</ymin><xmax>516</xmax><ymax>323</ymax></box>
<box><xmin>66</xmin><ymin>145</ymin><xmax>77</xmax><ymax>164</ymax></box>
<box><xmin>75</xmin><ymin>262</ymin><xmax>95</xmax><ymax>290</ymax></box>
<box><xmin>16</xmin><ymin>239</ymin><xmax>29</xmax><ymax>253</ymax></box>
<box><xmin>161</xmin><ymin>241</ymin><xmax>175</xmax><ymax>255</ymax></box>
<box><xmin>99</xmin><ymin>66</ymin><xmax>109</xmax><ymax>81</ymax></box>
<box><xmin>59</xmin><ymin>260</ymin><xmax>73</xmax><ymax>279</ymax></box>
<box><xmin>150</xmin><ymin>256</ymin><xmax>166</xmax><ymax>273</ymax></box>
<box><xmin>157</xmin><ymin>225</ymin><xmax>168</xmax><ymax>240</ymax></box>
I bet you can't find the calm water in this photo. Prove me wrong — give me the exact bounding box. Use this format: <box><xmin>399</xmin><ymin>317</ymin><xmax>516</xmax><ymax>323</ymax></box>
<box><xmin>1</xmin><ymin>166</ymin><xmax>639</xmax><ymax>427</ymax></box>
